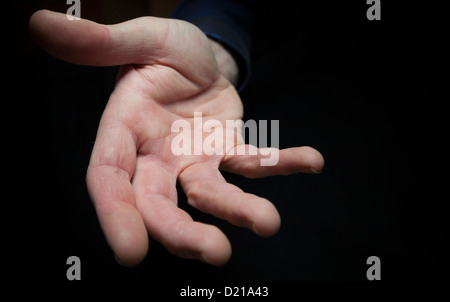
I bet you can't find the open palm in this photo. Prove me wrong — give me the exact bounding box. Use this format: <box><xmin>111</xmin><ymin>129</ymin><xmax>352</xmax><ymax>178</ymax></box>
<box><xmin>30</xmin><ymin>10</ymin><xmax>324</xmax><ymax>266</ymax></box>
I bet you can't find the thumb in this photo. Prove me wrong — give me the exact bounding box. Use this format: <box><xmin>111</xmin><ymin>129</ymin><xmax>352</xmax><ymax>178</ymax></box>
<box><xmin>29</xmin><ymin>10</ymin><xmax>218</xmax><ymax>84</ymax></box>
<box><xmin>29</xmin><ymin>9</ymin><xmax>168</xmax><ymax>66</ymax></box>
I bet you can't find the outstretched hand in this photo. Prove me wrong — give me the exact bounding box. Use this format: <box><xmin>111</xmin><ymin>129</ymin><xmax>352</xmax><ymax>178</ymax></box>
<box><xmin>30</xmin><ymin>10</ymin><xmax>324</xmax><ymax>267</ymax></box>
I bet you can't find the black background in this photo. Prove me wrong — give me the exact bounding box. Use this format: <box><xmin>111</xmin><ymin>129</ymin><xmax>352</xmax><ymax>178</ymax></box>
<box><xmin>16</xmin><ymin>0</ymin><xmax>449</xmax><ymax>285</ymax></box>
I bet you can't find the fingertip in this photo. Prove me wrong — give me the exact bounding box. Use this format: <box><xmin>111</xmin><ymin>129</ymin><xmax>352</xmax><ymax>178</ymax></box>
<box><xmin>162</xmin><ymin>221</ymin><xmax>232</xmax><ymax>267</ymax></box>
<box><xmin>29</xmin><ymin>9</ymin><xmax>68</xmax><ymax>58</ymax></box>
<box><xmin>251</xmin><ymin>198</ymin><xmax>281</xmax><ymax>237</ymax></box>
<box><xmin>29</xmin><ymin>10</ymin><xmax>49</xmax><ymax>41</ymax></box>
<box><xmin>98</xmin><ymin>205</ymin><xmax>149</xmax><ymax>267</ymax></box>
<box><xmin>113</xmin><ymin>245</ymin><xmax>148</xmax><ymax>267</ymax></box>
<box><xmin>197</xmin><ymin>225</ymin><xmax>232</xmax><ymax>267</ymax></box>
<box><xmin>28</xmin><ymin>9</ymin><xmax>113</xmax><ymax>66</ymax></box>
<box><xmin>29</xmin><ymin>9</ymin><xmax>63</xmax><ymax>37</ymax></box>
<box><xmin>113</xmin><ymin>243</ymin><xmax>148</xmax><ymax>267</ymax></box>
<box><xmin>296</xmin><ymin>146</ymin><xmax>325</xmax><ymax>174</ymax></box>
<box><xmin>111</xmin><ymin>235</ymin><xmax>149</xmax><ymax>268</ymax></box>
<box><xmin>29</xmin><ymin>9</ymin><xmax>50</xmax><ymax>24</ymax></box>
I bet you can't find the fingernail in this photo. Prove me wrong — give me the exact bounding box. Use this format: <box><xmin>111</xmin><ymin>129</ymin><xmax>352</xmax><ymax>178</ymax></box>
<box><xmin>310</xmin><ymin>167</ymin><xmax>322</xmax><ymax>174</ymax></box>
<box><xmin>251</xmin><ymin>223</ymin><xmax>261</xmax><ymax>236</ymax></box>
<box><xmin>187</xmin><ymin>198</ymin><xmax>198</xmax><ymax>207</ymax></box>
<box><xmin>114</xmin><ymin>254</ymin><xmax>125</xmax><ymax>266</ymax></box>
<box><xmin>200</xmin><ymin>253</ymin><xmax>211</xmax><ymax>265</ymax></box>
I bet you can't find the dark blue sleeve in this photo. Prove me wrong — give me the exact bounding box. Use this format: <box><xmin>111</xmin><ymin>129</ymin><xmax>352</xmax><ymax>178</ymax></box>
<box><xmin>172</xmin><ymin>0</ymin><xmax>259</xmax><ymax>91</ymax></box>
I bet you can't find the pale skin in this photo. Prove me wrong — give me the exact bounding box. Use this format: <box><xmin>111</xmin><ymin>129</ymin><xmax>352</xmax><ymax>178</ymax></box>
<box><xmin>30</xmin><ymin>10</ymin><xmax>324</xmax><ymax>267</ymax></box>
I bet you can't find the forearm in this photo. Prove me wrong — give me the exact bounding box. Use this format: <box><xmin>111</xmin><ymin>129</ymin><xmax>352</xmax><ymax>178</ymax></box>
<box><xmin>209</xmin><ymin>39</ymin><xmax>239</xmax><ymax>86</ymax></box>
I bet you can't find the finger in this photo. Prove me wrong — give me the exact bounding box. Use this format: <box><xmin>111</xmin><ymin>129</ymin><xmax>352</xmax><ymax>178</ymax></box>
<box><xmin>179</xmin><ymin>163</ymin><xmax>281</xmax><ymax>237</ymax></box>
<box><xmin>132</xmin><ymin>157</ymin><xmax>232</xmax><ymax>266</ymax></box>
<box><xmin>220</xmin><ymin>145</ymin><xmax>325</xmax><ymax>178</ymax></box>
<box><xmin>28</xmin><ymin>10</ymin><xmax>217</xmax><ymax>84</ymax></box>
<box><xmin>29</xmin><ymin>9</ymin><xmax>159</xmax><ymax>66</ymax></box>
<box><xmin>86</xmin><ymin>110</ymin><xmax>148</xmax><ymax>267</ymax></box>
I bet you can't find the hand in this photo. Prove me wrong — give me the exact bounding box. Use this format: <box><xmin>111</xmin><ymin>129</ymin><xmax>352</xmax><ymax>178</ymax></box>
<box><xmin>30</xmin><ymin>10</ymin><xmax>324</xmax><ymax>267</ymax></box>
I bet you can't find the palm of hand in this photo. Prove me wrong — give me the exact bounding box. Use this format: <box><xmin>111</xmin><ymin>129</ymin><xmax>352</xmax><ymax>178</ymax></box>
<box><xmin>95</xmin><ymin>59</ymin><xmax>258</xmax><ymax>265</ymax></box>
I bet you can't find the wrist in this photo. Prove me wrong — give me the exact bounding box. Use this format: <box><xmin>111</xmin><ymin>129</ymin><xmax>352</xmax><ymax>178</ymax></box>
<box><xmin>209</xmin><ymin>39</ymin><xmax>239</xmax><ymax>86</ymax></box>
